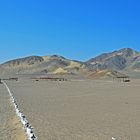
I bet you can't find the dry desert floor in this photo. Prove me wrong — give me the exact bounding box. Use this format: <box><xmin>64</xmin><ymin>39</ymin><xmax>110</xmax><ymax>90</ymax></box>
<box><xmin>2</xmin><ymin>78</ymin><xmax>140</xmax><ymax>140</ymax></box>
<box><xmin>0</xmin><ymin>83</ymin><xmax>27</xmax><ymax>140</ymax></box>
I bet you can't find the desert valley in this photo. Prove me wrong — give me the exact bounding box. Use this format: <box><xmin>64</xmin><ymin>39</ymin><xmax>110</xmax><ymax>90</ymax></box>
<box><xmin>1</xmin><ymin>48</ymin><xmax>140</xmax><ymax>140</ymax></box>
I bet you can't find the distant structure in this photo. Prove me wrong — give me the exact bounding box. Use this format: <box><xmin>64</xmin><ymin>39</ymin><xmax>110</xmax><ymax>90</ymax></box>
<box><xmin>32</xmin><ymin>77</ymin><xmax>67</xmax><ymax>82</ymax></box>
<box><xmin>116</xmin><ymin>76</ymin><xmax>130</xmax><ymax>82</ymax></box>
<box><xmin>0</xmin><ymin>77</ymin><xmax>18</xmax><ymax>82</ymax></box>
<box><xmin>9</xmin><ymin>77</ymin><xmax>18</xmax><ymax>81</ymax></box>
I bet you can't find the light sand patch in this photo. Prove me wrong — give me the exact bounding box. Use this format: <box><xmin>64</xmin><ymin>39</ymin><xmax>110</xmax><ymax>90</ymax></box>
<box><xmin>66</xmin><ymin>61</ymin><xmax>81</xmax><ymax>69</ymax></box>
<box><xmin>42</xmin><ymin>56</ymin><xmax>51</xmax><ymax>61</ymax></box>
<box><xmin>53</xmin><ymin>67</ymin><xmax>68</xmax><ymax>74</ymax></box>
<box><xmin>7</xmin><ymin>116</ymin><xmax>27</xmax><ymax>140</ymax></box>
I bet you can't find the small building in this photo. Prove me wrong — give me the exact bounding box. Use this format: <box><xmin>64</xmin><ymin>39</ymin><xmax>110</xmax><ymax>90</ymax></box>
<box><xmin>116</xmin><ymin>76</ymin><xmax>130</xmax><ymax>82</ymax></box>
<box><xmin>9</xmin><ymin>77</ymin><xmax>18</xmax><ymax>81</ymax></box>
<box><xmin>32</xmin><ymin>77</ymin><xmax>67</xmax><ymax>82</ymax></box>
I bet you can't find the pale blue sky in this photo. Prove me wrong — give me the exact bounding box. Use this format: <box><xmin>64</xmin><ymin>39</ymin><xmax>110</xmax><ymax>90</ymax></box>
<box><xmin>0</xmin><ymin>0</ymin><xmax>140</xmax><ymax>63</ymax></box>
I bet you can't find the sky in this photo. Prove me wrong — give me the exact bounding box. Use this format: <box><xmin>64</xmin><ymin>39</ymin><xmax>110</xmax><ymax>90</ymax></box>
<box><xmin>0</xmin><ymin>0</ymin><xmax>140</xmax><ymax>63</ymax></box>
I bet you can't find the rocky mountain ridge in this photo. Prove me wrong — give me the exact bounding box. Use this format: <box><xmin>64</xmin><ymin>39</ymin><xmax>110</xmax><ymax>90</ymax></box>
<box><xmin>87</xmin><ymin>48</ymin><xmax>140</xmax><ymax>71</ymax></box>
<box><xmin>0</xmin><ymin>48</ymin><xmax>140</xmax><ymax>78</ymax></box>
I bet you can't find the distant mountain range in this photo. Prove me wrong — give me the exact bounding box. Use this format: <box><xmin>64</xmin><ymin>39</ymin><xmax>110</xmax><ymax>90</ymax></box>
<box><xmin>0</xmin><ymin>48</ymin><xmax>140</xmax><ymax>78</ymax></box>
<box><xmin>0</xmin><ymin>55</ymin><xmax>87</xmax><ymax>75</ymax></box>
<box><xmin>87</xmin><ymin>48</ymin><xmax>140</xmax><ymax>71</ymax></box>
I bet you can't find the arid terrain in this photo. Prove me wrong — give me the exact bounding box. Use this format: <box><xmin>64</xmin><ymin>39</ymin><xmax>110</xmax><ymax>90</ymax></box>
<box><xmin>0</xmin><ymin>83</ymin><xmax>26</xmax><ymax>140</ymax></box>
<box><xmin>1</xmin><ymin>48</ymin><xmax>140</xmax><ymax>139</ymax></box>
<box><xmin>4</xmin><ymin>77</ymin><xmax>140</xmax><ymax>140</ymax></box>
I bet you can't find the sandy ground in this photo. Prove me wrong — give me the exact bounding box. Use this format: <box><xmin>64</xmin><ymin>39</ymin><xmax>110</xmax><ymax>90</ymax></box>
<box><xmin>6</xmin><ymin>78</ymin><xmax>140</xmax><ymax>140</ymax></box>
<box><xmin>0</xmin><ymin>84</ymin><xmax>27</xmax><ymax>140</ymax></box>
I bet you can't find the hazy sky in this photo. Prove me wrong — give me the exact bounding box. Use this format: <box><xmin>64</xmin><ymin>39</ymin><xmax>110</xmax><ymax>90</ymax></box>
<box><xmin>0</xmin><ymin>0</ymin><xmax>140</xmax><ymax>63</ymax></box>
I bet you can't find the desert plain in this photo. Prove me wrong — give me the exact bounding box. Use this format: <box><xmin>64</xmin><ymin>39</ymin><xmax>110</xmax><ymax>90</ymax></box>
<box><xmin>0</xmin><ymin>75</ymin><xmax>139</xmax><ymax>140</ymax></box>
<box><xmin>0</xmin><ymin>82</ymin><xmax>26</xmax><ymax>140</ymax></box>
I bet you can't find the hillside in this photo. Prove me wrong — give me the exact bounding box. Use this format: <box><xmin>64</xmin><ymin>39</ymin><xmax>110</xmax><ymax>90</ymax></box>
<box><xmin>87</xmin><ymin>48</ymin><xmax>140</xmax><ymax>71</ymax></box>
<box><xmin>0</xmin><ymin>48</ymin><xmax>140</xmax><ymax>78</ymax></box>
<box><xmin>0</xmin><ymin>55</ymin><xmax>88</xmax><ymax>75</ymax></box>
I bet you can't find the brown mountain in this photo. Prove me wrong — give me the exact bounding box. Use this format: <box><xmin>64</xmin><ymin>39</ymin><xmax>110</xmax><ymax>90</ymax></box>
<box><xmin>0</xmin><ymin>48</ymin><xmax>140</xmax><ymax>78</ymax></box>
<box><xmin>0</xmin><ymin>55</ymin><xmax>88</xmax><ymax>75</ymax></box>
<box><xmin>86</xmin><ymin>48</ymin><xmax>140</xmax><ymax>71</ymax></box>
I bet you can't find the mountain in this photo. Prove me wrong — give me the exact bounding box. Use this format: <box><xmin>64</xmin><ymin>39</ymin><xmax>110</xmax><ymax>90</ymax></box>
<box><xmin>87</xmin><ymin>48</ymin><xmax>140</xmax><ymax>71</ymax></box>
<box><xmin>2</xmin><ymin>56</ymin><xmax>44</xmax><ymax>67</ymax></box>
<box><xmin>0</xmin><ymin>48</ymin><xmax>140</xmax><ymax>78</ymax></box>
<box><xmin>0</xmin><ymin>55</ymin><xmax>88</xmax><ymax>75</ymax></box>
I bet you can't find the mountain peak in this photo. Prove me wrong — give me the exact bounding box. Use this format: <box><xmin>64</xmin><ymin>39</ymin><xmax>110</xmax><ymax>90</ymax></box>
<box><xmin>2</xmin><ymin>56</ymin><xmax>44</xmax><ymax>67</ymax></box>
<box><xmin>50</xmin><ymin>55</ymin><xmax>66</xmax><ymax>59</ymax></box>
<box><xmin>117</xmin><ymin>48</ymin><xmax>139</xmax><ymax>58</ymax></box>
<box><xmin>119</xmin><ymin>48</ymin><xmax>133</xmax><ymax>51</ymax></box>
<box><xmin>87</xmin><ymin>48</ymin><xmax>140</xmax><ymax>71</ymax></box>
<box><xmin>119</xmin><ymin>47</ymin><xmax>137</xmax><ymax>53</ymax></box>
